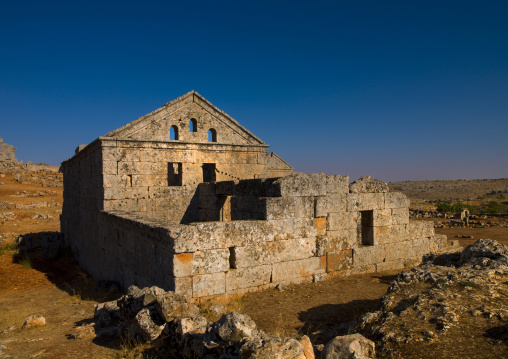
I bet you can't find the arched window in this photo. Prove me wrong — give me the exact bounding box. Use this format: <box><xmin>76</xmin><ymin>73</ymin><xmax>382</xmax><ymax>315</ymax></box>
<box><xmin>170</xmin><ymin>125</ymin><xmax>179</xmax><ymax>140</ymax></box>
<box><xmin>208</xmin><ymin>128</ymin><xmax>217</xmax><ymax>142</ymax></box>
<box><xmin>189</xmin><ymin>118</ymin><xmax>197</xmax><ymax>132</ymax></box>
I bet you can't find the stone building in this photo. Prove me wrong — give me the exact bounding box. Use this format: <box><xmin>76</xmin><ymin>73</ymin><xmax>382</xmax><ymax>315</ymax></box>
<box><xmin>61</xmin><ymin>91</ymin><xmax>448</xmax><ymax>302</ymax></box>
<box><xmin>0</xmin><ymin>138</ymin><xmax>18</xmax><ymax>163</ymax></box>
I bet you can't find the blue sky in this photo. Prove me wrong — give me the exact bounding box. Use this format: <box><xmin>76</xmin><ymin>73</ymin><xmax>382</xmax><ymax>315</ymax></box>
<box><xmin>1</xmin><ymin>1</ymin><xmax>507</xmax><ymax>182</ymax></box>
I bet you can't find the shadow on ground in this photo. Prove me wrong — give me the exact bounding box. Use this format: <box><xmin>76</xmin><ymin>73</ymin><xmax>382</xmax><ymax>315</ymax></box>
<box><xmin>298</xmin><ymin>299</ymin><xmax>380</xmax><ymax>344</ymax></box>
<box><xmin>12</xmin><ymin>232</ymin><xmax>123</xmax><ymax>303</ymax></box>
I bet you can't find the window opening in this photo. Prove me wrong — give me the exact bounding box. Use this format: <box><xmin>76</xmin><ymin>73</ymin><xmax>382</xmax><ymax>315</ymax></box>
<box><xmin>189</xmin><ymin>118</ymin><xmax>197</xmax><ymax>132</ymax></box>
<box><xmin>360</xmin><ymin>210</ymin><xmax>374</xmax><ymax>245</ymax></box>
<box><xmin>202</xmin><ymin>163</ymin><xmax>216</xmax><ymax>182</ymax></box>
<box><xmin>208</xmin><ymin>128</ymin><xmax>217</xmax><ymax>142</ymax></box>
<box><xmin>170</xmin><ymin>125</ymin><xmax>179</xmax><ymax>140</ymax></box>
<box><xmin>168</xmin><ymin>162</ymin><xmax>182</xmax><ymax>186</ymax></box>
<box><xmin>229</xmin><ymin>247</ymin><xmax>236</xmax><ymax>269</ymax></box>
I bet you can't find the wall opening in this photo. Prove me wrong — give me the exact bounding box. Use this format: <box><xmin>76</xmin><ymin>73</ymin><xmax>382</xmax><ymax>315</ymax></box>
<box><xmin>202</xmin><ymin>163</ymin><xmax>216</xmax><ymax>182</ymax></box>
<box><xmin>170</xmin><ymin>125</ymin><xmax>179</xmax><ymax>140</ymax></box>
<box><xmin>168</xmin><ymin>162</ymin><xmax>182</xmax><ymax>186</ymax></box>
<box><xmin>360</xmin><ymin>210</ymin><xmax>374</xmax><ymax>245</ymax></box>
<box><xmin>189</xmin><ymin>118</ymin><xmax>197</xmax><ymax>132</ymax></box>
<box><xmin>229</xmin><ymin>247</ymin><xmax>236</xmax><ymax>269</ymax></box>
<box><xmin>127</xmin><ymin>174</ymin><xmax>132</xmax><ymax>187</ymax></box>
<box><xmin>218</xmin><ymin>195</ymin><xmax>231</xmax><ymax>221</ymax></box>
<box><xmin>208</xmin><ymin>128</ymin><xmax>217</xmax><ymax>142</ymax></box>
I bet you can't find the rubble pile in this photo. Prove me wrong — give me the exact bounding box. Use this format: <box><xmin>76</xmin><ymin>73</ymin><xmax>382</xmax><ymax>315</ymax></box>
<box><xmin>358</xmin><ymin>239</ymin><xmax>508</xmax><ymax>356</ymax></box>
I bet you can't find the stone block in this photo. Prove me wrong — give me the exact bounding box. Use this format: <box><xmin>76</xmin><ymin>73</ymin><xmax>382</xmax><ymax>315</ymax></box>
<box><xmin>327</xmin><ymin>250</ymin><xmax>353</xmax><ymax>272</ymax></box>
<box><xmin>346</xmin><ymin>193</ymin><xmax>385</xmax><ymax>212</ymax></box>
<box><xmin>316</xmin><ymin>236</ymin><xmax>328</xmax><ymax>256</ymax></box>
<box><xmin>174</xmin><ymin>277</ymin><xmax>193</xmax><ymax>297</ymax></box>
<box><xmin>264</xmin><ymin>197</ymin><xmax>314</xmax><ymax>220</ymax></box>
<box><xmin>327</xmin><ymin>211</ymin><xmax>359</xmax><ymax>230</ymax></box>
<box><xmin>192</xmin><ymin>272</ymin><xmax>226</xmax><ymax>298</ymax></box>
<box><xmin>407</xmin><ymin>221</ymin><xmax>434</xmax><ymax>240</ymax></box>
<box><xmin>192</xmin><ymin>249</ymin><xmax>230</xmax><ymax>275</ymax></box>
<box><xmin>384</xmin><ymin>192</ymin><xmax>410</xmax><ymax>209</ymax></box>
<box><xmin>275</xmin><ymin>173</ymin><xmax>327</xmax><ymax>197</ymax></box>
<box><xmin>233</xmin><ymin>238</ymin><xmax>316</xmax><ymax>268</ymax></box>
<box><xmin>353</xmin><ymin>245</ymin><xmax>386</xmax><ymax>266</ymax></box>
<box><xmin>391</xmin><ymin>208</ymin><xmax>409</xmax><ymax>225</ymax></box>
<box><xmin>376</xmin><ymin>259</ymin><xmax>404</xmax><ymax>272</ymax></box>
<box><xmin>314</xmin><ymin>196</ymin><xmax>328</xmax><ymax>218</ymax></box>
<box><xmin>104</xmin><ymin>187</ymin><xmax>148</xmax><ymax>200</ymax></box>
<box><xmin>215</xmin><ymin>181</ymin><xmax>235</xmax><ymax>195</ymax></box>
<box><xmin>349</xmin><ymin>176</ymin><xmax>389</xmax><ymax>193</ymax></box>
<box><xmin>326</xmin><ymin>229</ymin><xmax>357</xmax><ymax>252</ymax></box>
<box><xmin>430</xmin><ymin>234</ymin><xmax>447</xmax><ymax>253</ymax></box>
<box><xmin>315</xmin><ymin>217</ymin><xmax>327</xmax><ymax>236</ymax></box>
<box><xmin>271</xmin><ymin>257</ymin><xmax>326</xmax><ymax>283</ymax></box>
<box><xmin>385</xmin><ymin>241</ymin><xmax>406</xmax><ymax>261</ymax></box>
<box><xmin>372</xmin><ymin>209</ymin><xmax>392</xmax><ymax>227</ymax></box>
<box><xmin>326</xmin><ymin>175</ymin><xmax>349</xmax><ymax>194</ymax></box>
<box><xmin>373</xmin><ymin>224</ymin><xmax>408</xmax><ymax>245</ymax></box>
<box><xmin>225</xmin><ymin>265</ymin><xmax>271</xmax><ymax>291</ymax></box>
<box><xmin>102</xmin><ymin>160</ymin><xmax>118</xmax><ymax>175</ymax></box>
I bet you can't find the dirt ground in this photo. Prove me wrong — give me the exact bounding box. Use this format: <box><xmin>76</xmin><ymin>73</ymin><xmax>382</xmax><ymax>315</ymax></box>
<box><xmin>1</xmin><ymin>172</ymin><xmax>508</xmax><ymax>358</ymax></box>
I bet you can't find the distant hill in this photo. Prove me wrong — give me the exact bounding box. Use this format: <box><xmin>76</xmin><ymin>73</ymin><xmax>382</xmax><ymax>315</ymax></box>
<box><xmin>389</xmin><ymin>178</ymin><xmax>508</xmax><ymax>201</ymax></box>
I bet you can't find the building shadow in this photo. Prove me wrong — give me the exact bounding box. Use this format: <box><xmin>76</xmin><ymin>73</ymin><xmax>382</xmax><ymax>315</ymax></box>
<box><xmin>298</xmin><ymin>299</ymin><xmax>381</xmax><ymax>344</ymax></box>
<box><xmin>13</xmin><ymin>231</ymin><xmax>123</xmax><ymax>303</ymax></box>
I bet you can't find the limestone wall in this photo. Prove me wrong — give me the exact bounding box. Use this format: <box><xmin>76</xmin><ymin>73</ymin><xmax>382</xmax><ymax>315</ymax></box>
<box><xmin>100</xmin><ymin>138</ymin><xmax>277</xmax><ymax>224</ymax></box>
<box><xmin>91</xmin><ymin>173</ymin><xmax>447</xmax><ymax>302</ymax></box>
<box><xmin>60</xmin><ymin>140</ymin><xmax>104</xmax><ymax>278</ymax></box>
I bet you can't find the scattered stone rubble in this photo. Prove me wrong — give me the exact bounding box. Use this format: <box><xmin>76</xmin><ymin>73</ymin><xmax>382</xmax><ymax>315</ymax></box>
<box><xmin>0</xmin><ymin>201</ymin><xmax>61</xmax><ymax>211</ymax></box>
<box><xmin>94</xmin><ymin>285</ymin><xmax>376</xmax><ymax>358</ymax></box>
<box><xmin>357</xmin><ymin>239</ymin><xmax>508</xmax><ymax>355</ymax></box>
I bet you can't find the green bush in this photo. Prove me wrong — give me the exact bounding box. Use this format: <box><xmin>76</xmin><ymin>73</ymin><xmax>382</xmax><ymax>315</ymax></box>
<box><xmin>477</xmin><ymin>201</ymin><xmax>508</xmax><ymax>215</ymax></box>
<box><xmin>35</xmin><ymin>162</ymin><xmax>49</xmax><ymax>166</ymax></box>
<box><xmin>436</xmin><ymin>201</ymin><xmax>471</xmax><ymax>213</ymax></box>
<box><xmin>436</xmin><ymin>202</ymin><xmax>452</xmax><ymax>213</ymax></box>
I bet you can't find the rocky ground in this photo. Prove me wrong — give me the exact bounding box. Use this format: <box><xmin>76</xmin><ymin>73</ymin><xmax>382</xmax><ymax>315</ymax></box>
<box><xmin>1</xmin><ymin>170</ymin><xmax>508</xmax><ymax>358</ymax></box>
<box><xmin>389</xmin><ymin>178</ymin><xmax>508</xmax><ymax>202</ymax></box>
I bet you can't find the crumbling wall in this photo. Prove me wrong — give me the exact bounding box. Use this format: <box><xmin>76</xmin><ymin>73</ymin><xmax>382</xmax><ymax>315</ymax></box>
<box><xmin>0</xmin><ymin>138</ymin><xmax>18</xmax><ymax>163</ymax></box>
<box><xmin>100</xmin><ymin>138</ymin><xmax>281</xmax><ymax>224</ymax></box>
<box><xmin>92</xmin><ymin>173</ymin><xmax>447</xmax><ymax>302</ymax></box>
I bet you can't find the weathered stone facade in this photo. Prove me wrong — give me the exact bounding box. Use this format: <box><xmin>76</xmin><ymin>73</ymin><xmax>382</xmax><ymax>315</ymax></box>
<box><xmin>61</xmin><ymin>91</ymin><xmax>447</xmax><ymax>301</ymax></box>
<box><xmin>0</xmin><ymin>138</ymin><xmax>18</xmax><ymax>164</ymax></box>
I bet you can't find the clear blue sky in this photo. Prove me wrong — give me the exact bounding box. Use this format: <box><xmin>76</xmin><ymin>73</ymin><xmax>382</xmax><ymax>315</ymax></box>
<box><xmin>1</xmin><ymin>1</ymin><xmax>507</xmax><ymax>182</ymax></box>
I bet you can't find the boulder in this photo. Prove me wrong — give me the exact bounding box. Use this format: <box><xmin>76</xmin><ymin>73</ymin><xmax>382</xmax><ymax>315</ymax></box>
<box><xmin>155</xmin><ymin>291</ymin><xmax>200</xmax><ymax>322</ymax></box>
<box><xmin>297</xmin><ymin>335</ymin><xmax>315</xmax><ymax>359</ymax></box>
<box><xmin>322</xmin><ymin>334</ymin><xmax>375</xmax><ymax>359</ymax></box>
<box><xmin>459</xmin><ymin>239</ymin><xmax>508</xmax><ymax>268</ymax></box>
<box><xmin>216</xmin><ymin>312</ymin><xmax>258</xmax><ymax>342</ymax></box>
<box><xmin>22</xmin><ymin>314</ymin><xmax>46</xmax><ymax>329</ymax></box>
<box><xmin>240</xmin><ymin>337</ymin><xmax>304</xmax><ymax>359</ymax></box>
<box><xmin>349</xmin><ymin>176</ymin><xmax>389</xmax><ymax>194</ymax></box>
<box><xmin>175</xmin><ymin>316</ymin><xmax>208</xmax><ymax>338</ymax></box>
<box><xmin>133</xmin><ymin>306</ymin><xmax>165</xmax><ymax>341</ymax></box>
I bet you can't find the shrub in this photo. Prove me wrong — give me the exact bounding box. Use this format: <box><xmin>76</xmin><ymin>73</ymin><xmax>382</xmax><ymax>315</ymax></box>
<box><xmin>436</xmin><ymin>202</ymin><xmax>452</xmax><ymax>213</ymax></box>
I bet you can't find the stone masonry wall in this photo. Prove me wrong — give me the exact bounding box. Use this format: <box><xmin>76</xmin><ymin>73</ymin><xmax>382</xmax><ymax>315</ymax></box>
<box><xmin>61</xmin><ymin>140</ymin><xmax>104</xmax><ymax>278</ymax></box>
<box><xmin>100</xmin><ymin>138</ymin><xmax>276</xmax><ymax>224</ymax></box>
<box><xmin>93</xmin><ymin>173</ymin><xmax>447</xmax><ymax>302</ymax></box>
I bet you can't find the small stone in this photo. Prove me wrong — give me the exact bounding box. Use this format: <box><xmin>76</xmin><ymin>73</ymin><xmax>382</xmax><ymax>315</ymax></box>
<box><xmin>22</xmin><ymin>314</ymin><xmax>46</xmax><ymax>329</ymax></box>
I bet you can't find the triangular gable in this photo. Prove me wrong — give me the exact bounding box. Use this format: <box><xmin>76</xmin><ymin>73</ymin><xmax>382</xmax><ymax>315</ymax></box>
<box><xmin>266</xmin><ymin>152</ymin><xmax>293</xmax><ymax>170</ymax></box>
<box><xmin>104</xmin><ymin>91</ymin><xmax>265</xmax><ymax>145</ymax></box>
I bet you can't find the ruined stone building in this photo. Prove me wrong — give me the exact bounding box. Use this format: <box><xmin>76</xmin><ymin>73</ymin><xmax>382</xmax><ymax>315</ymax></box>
<box><xmin>0</xmin><ymin>138</ymin><xmax>18</xmax><ymax>164</ymax></box>
<box><xmin>61</xmin><ymin>91</ymin><xmax>448</xmax><ymax>302</ymax></box>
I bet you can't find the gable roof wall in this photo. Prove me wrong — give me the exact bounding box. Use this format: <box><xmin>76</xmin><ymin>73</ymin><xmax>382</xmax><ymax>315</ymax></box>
<box><xmin>104</xmin><ymin>91</ymin><xmax>265</xmax><ymax>145</ymax></box>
